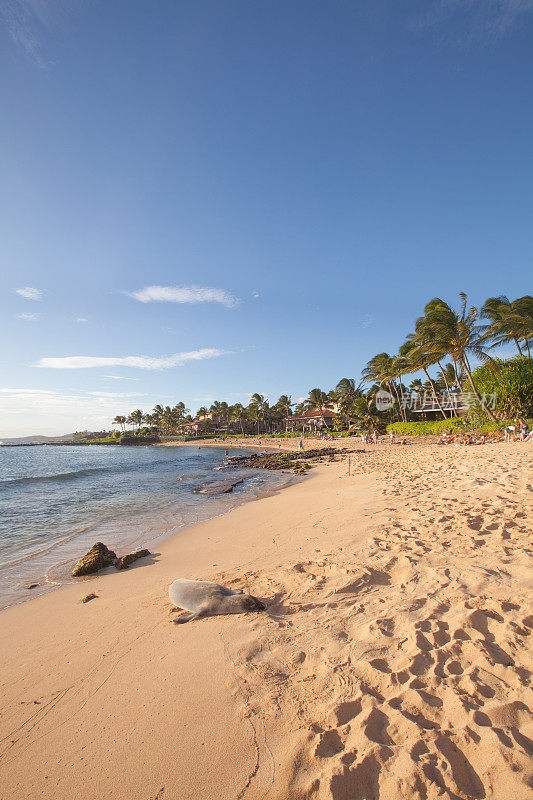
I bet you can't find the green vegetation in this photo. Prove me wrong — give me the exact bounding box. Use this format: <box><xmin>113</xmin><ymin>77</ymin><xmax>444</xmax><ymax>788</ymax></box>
<box><xmin>387</xmin><ymin>420</ymin><xmax>502</xmax><ymax>436</ymax></box>
<box><xmin>470</xmin><ymin>357</ymin><xmax>533</xmax><ymax>419</ymax></box>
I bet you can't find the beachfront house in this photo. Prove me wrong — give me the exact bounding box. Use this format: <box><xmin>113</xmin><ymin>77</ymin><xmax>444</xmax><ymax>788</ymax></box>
<box><xmin>283</xmin><ymin>409</ymin><xmax>336</xmax><ymax>433</ymax></box>
<box><xmin>180</xmin><ymin>413</ymin><xmax>221</xmax><ymax>436</ymax></box>
<box><xmin>409</xmin><ymin>390</ymin><xmax>470</xmax><ymax>420</ymax></box>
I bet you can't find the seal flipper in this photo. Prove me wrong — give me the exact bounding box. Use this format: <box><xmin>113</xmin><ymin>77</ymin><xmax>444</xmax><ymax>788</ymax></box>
<box><xmin>173</xmin><ymin>612</ymin><xmax>198</xmax><ymax>624</ymax></box>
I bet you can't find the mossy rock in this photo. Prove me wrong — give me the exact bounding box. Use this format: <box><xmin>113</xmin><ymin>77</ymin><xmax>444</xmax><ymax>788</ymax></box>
<box><xmin>72</xmin><ymin>542</ymin><xmax>117</xmax><ymax>577</ymax></box>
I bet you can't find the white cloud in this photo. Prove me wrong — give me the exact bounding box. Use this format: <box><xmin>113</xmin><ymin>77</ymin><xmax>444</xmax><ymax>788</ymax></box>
<box><xmin>252</xmin><ymin>292</ymin><xmax>260</xmax><ymax>299</ymax></box>
<box><xmin>361</xmin><ymin>314</ymin><xmax>374</xmax><ymax>329</ymax></box>
<box><xmin>104</xmin><ymin>375</ymin><xmax>140</xmax><ymax>381</ymax></box>
<box><xmin>86</xmin><ymin>391</ymin><xmax>147</xmax><ymax>399</ymax></box>
<box><xmin>126</xmin><ymin>285</ymin><xmax>240</xmax><ymax>308</ymax></box>
<box><xmin>75</xmin><ymin>317</ymin><xmax>88</xmax><ymax>323</ymax></box>
<box><xmin>14</xmin><ymin>286</ymin><xmax>42</xmax><ymax>300</ymax></box>
<box><xmin>18</xmin><ymin>312</ymin><xmax>39</xmax><ymax>321</ymax></box>
<box><xmin>34</xmin><ymin>347</ymin><xmax>228</xmax><ymax>371</ymax></box>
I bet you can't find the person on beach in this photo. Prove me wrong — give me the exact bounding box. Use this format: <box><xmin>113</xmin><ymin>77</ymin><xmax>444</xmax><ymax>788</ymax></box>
<box><xmin>299</xmin><ymin>438</ymin><xmax>304</xmax><ymax>450</ymax></box>
<box><xmin>390</xmin><ymin>430</ymin><xmax>395</xmax><ymax>444</ymax></box>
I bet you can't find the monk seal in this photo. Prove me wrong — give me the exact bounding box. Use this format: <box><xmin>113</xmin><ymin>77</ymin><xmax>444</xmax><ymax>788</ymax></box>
<box><xmin>169</xmin><ymin>578</ymin><xmax>266</xmax><ymax>624</ymax></box>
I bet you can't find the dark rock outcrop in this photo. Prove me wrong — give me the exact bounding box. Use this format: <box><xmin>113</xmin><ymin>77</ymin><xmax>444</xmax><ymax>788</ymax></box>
<box><xmin>227</xmin><ymin>447</ymin><xmax>349</xmax><ymax>473</ymax></box>
<box><xmin>119</xmin><ymin>435</ymin><xmax>160</xmax><ymax>445</ymax></box>
<box><xmin>196</xmin><ymin>478</ymin><xmax>244</xmax><ymax>495</ymax></box>
<box><xmin>71</xmin><ymin>542</ymin><xmax>118</xmax><ymax>577</ymax></box>
<box><xmin>80</xmin><ymin>593</ymin><xmax>98</xmax><ymax>603</ymax></box>
<box><xmin>114</xmin><ymin>549</ymin><xmax>151</xmax><ymax>570</ymax></box>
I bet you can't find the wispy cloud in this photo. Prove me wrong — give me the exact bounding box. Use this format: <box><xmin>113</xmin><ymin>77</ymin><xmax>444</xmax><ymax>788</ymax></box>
<box><xmin>104</xmin><ymin>375</ymin><xmax>140</xmax><ymax>381</ymax></box>
<box><xmin>410</xmin><ymin>0</ymin><xmax>533</xmax><ymax>44</ymax></box>
<box><xmin>126</xmin><ymin>285</ymin><xmax>240</xmax><ymax>308</ymax></box>
<box><xmin>14</xmin><ymin>286</ymin><xmax>43</xmax><ymax>301</ymax></box>
<box><xmin>34</xmin><ymin>348</ymin><xmax>229</xmax><ymax>370</ymax></box>
<box><xmin>75</xmin><ymin>317</ymin><xmax>88</xmax><ymax>323</ymax></box>
<box><xmin>1</xmin><ymin>0</ymin><xmax>69</xmax><ymax>67</ymax></box>
<box><xmin>18</xmin><ymin>312</ymin><xmax>39</xmax><ymax>321</ymax></box>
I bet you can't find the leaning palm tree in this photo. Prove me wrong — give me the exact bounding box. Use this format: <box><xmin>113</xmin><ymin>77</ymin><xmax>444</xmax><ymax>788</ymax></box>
<box><xmin>362</xmin><ymin>354</ymin><xmax>406</xmax><ymax>421</ymax></box>
<box><xmin>416</xmin><ymin>294</ymin><xmax>498</xmax><ymax>421</ymax></box>
<box><xmin>112</xmin><ymin>415</ymin><xmax>127</xmax><ymax>432</ymax></box>
<box><xmin>481</xmin><ymin>295</ymin><xmax>533</xmax><ymax>357</ymax></box>
<box><xmin>399</xmin><ymin>339</ymin><xmax>448</xmax><ymax>420</ymax></box>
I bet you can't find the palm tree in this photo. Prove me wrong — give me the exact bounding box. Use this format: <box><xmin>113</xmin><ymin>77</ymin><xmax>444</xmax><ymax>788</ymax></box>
<box><xmin>416</xmin><ymin>294</ymin><xmax>498</xmax><ymax>421</ymax></box>
<box><xmin>399</xmin><ymin>339</ymin><xmax>448</xmax><ymax>420</ymax></box>
<box><xmin>481</xmin><ymin>295</ymin><xmax>533</xmax><ymax>358</ymax></box>
<box><xmin>335</xmin><ymin>378</ymin><xmax>363</xmax><ymax>428</ymax></box>
<box><xmin>231</xmin><ymin>403</ymin><xmax>247</xmax><ymax>435</ymax></box>
<box><xmin>173</xmin><ymin>402</ymin><xmax>189</xmax><ymax>422</ymax></box>
<box><xmin>305</xmin><ymin>388</ymin><xmax>330</xmax><ymax>428</ymax></box>
<box><xmin>247</xmin><ymin>402</ymin><xmax>261</xmax><ymax>434</ymax></box>
<box><xmin>162</xmin><ymin>405</ymin><xmax>178</xmax><ymax>434</ymax></box>
<box><xmin>250</xmin><ymin>393</ymin><xmax>268</xmax><ymax>433</ymax></box>
<box><xmin>351</xmin><ymin>395</ymin><xmax>385</xmax><ymax>432</ymax></box>
<box><xmin>128</xmin><ymin>409</ymin><xmax>144</xmax><ymax>432</ymax></box>
<box><xmin>273</xmin><ymin>395</ymin><xmax>293</xmax><ymax>431</ymax></box>
<box><xmin>112</xmin><ymin>415</ymin><xmax>127</xmax><ymax>432</ymax></box>
<box><xmin>362</xmin><ymin>353</ymin><xmax>406</xmax><ymax>421</ymax></box>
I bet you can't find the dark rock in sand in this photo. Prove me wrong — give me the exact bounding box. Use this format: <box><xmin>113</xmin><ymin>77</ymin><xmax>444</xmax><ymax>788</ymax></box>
<box><xmin>114</xmin><ymin>549</ymin><xmax>151</xmax><ymax>570</ymax></box>
<box><xmin>80</xmin><ymin>593</ymin><xmax>98</xmax><ymax>603</ymax></box>
<box><xmin>71</xmin><ymin>542</ymin><xmax>118</xmax><ymax>577</ymax></box>
<box><xmin>196</xmin><ymin>478</ymin><xmax>244</xmax><ymax>496</ymax></box>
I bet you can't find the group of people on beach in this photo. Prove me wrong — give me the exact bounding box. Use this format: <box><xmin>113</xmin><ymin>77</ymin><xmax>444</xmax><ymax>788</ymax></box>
<box><xmin>504</xmin><ymin>419</ymin><xmax>532</xmax><ymax>442</ymax></box>
<box><xmin>438</xmin><ymin>431</ymin><xmax>486</xmax><ymax>446</ymax></box>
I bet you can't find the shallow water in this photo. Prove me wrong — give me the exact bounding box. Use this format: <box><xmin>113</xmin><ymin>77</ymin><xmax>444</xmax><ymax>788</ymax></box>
<box><xmin>0</xmin><ymin>444</ymin><xmax>292</xmax><ymax>608</ymax></box>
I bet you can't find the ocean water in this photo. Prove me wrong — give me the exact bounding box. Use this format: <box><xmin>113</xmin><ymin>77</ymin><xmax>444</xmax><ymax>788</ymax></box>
<box><xmin>0</xmin><ymin>444</ymin><xmax>292</xmax><ymax>609</ymax></box>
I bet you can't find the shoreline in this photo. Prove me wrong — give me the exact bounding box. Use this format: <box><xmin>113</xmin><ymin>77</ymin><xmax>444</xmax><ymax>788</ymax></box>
<box><xmin>0</xmin><ymin>444</ymin><xmax>300</xmax><ymax>612</ymax></box>
<box><xmin>0</xmin><ymin>442</ymin><xmax>531</xmax><ymax>799</ymax></box>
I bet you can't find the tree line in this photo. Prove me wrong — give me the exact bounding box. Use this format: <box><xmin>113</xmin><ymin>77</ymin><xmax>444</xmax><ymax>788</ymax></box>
<box><xmin>112</xmin><ymin>293</ymin><xmax>532</xmax><ymax>435</ymax></box>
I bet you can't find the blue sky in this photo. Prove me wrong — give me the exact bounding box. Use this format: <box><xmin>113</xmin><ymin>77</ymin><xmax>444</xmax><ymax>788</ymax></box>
<box><xmin>1</xmin><ymin>1</ymin><xmax>532</xmax><ymax>436</ymax></box>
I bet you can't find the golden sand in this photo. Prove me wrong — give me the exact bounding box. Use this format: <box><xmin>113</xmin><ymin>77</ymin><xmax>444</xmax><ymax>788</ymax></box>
<box><xmin>0</xmin><ymin>440</ymin><xmax>531</xmax><ymax>799</ymax></box>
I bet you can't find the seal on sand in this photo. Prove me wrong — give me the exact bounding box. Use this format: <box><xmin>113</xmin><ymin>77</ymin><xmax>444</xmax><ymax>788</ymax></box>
<box><xmin>169</xmin><ymin>578</ymin><xmax>266</xmax><ymax>624</ymax></box>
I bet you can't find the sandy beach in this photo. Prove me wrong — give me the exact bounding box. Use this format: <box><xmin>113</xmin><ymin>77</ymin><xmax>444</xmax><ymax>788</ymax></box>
<box><xmin>0</xmin><ymin>440</ymin><xmax>531</xmax><ymax>800</ymax></box>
